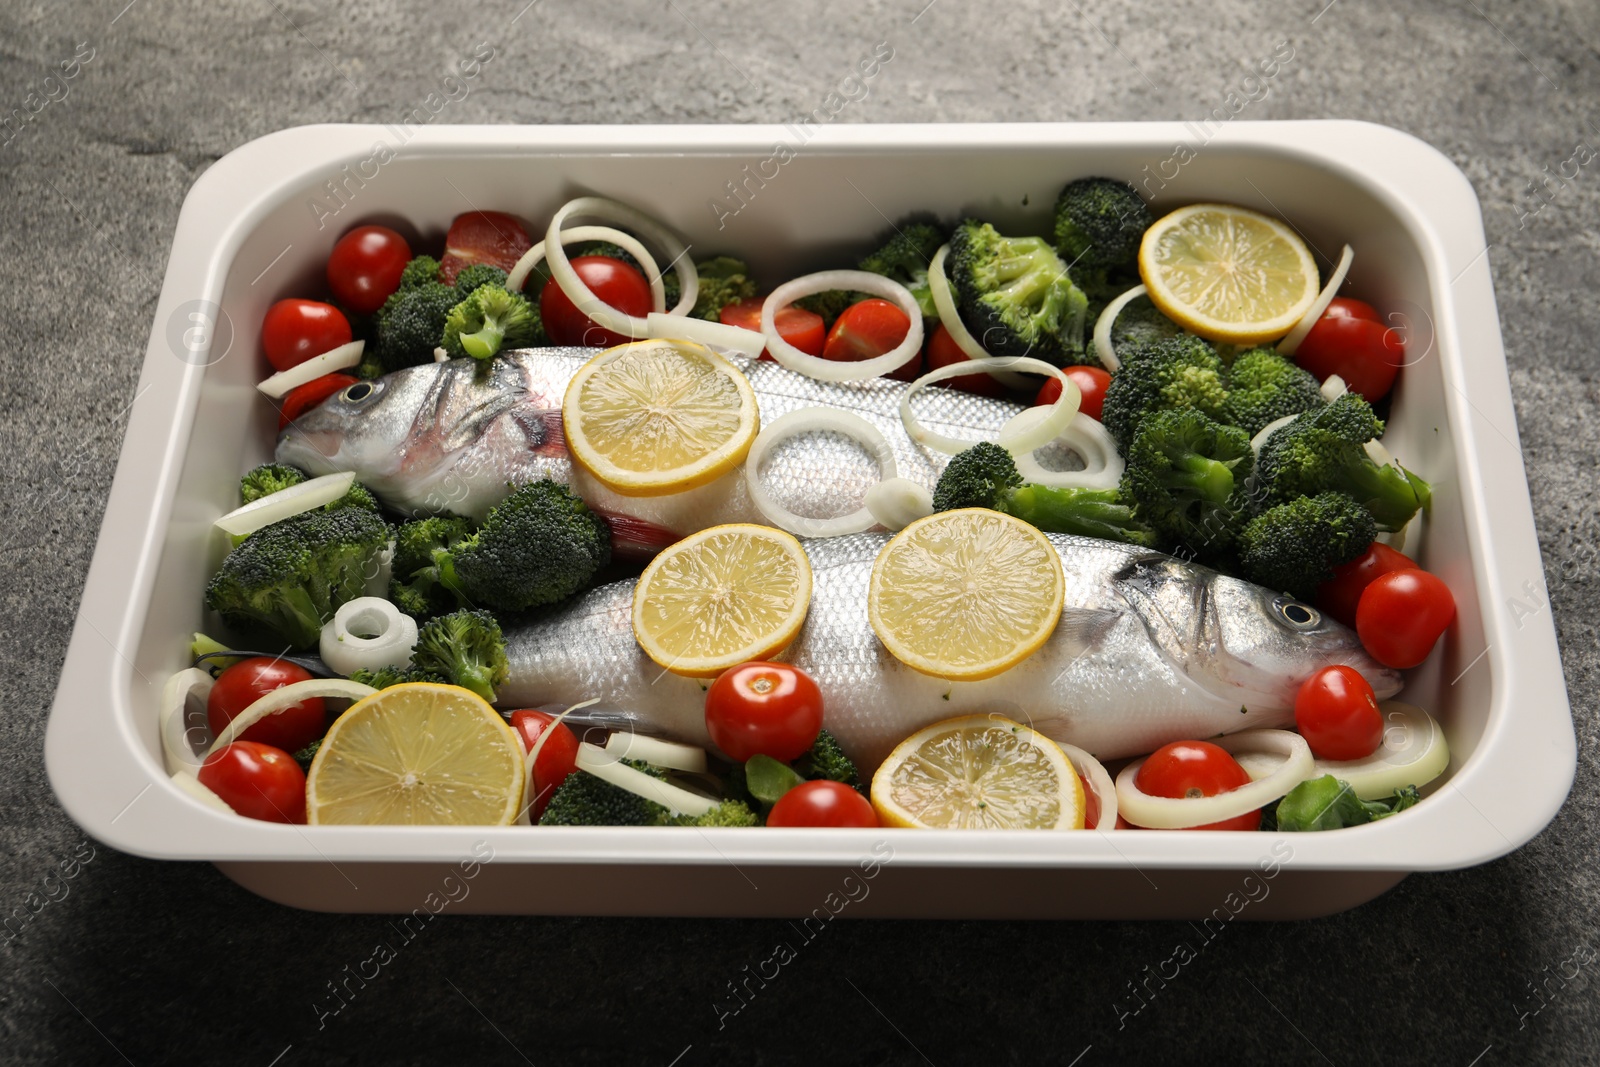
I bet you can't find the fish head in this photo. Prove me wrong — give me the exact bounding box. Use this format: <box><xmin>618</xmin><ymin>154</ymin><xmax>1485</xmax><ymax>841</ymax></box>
<box><xmin>274</xmin><ymin>366</ymin><xmax>437</xmax><ymax>480</ymax></box>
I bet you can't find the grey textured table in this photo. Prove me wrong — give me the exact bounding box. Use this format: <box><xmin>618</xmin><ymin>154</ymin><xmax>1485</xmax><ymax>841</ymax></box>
<box><xmin>4</xmin><ymin>1</ymin><xmax>1597</xmax><ymax>1063</ymax></box>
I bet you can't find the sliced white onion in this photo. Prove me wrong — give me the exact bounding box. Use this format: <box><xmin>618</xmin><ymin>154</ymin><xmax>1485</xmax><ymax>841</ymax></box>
<box><xmin>205</xmin><ymin>678</ymin><xmax>376</xmax><ymax>758</ymax></box>
<box><xmin>505</xmin><ymin>223</ymin><xmax>667</xmax><ymax>313</ymax></box>
<box><xmin>1004</xmin><ymin>407</ymin><xmax>1124</xmax><ymax>490</ymax></box>
<box><xmin>1320</xmin><ymin>374</ymin><xmax>1348</xmax><ymax>401</ymax></box>
<box><xmin>1116</xmin><ymin>729</ymin><xmax>1314</xmax><ymax>829</ymax></box>
<box><xmin>1058</xmin><ymin>742</ymin><xmax>1118</xmax><ymax>832</ymax></box>
<box><xmin>543</xmin><ymin>198</ymin><xmax>697</xmax><ymax>339</ymax></box>
<box><xmin>1092</xmin><ymin>283</ymin><xmax>1148</xmax><ymax>373</ymax></box>
<box><xmin>1235</xmin><ymin>703</ymin><xmax>1448</xmax><ymax>801</ymax></box>
<box><xmin>900</xmin><ymin>356</ymin><xmax>1076</xmax><ymax>456</ymax></box>
<box><xmin>926</xmin><ymin>244</ymin><xmax>1030</xmax><ymax>390</ymax></box>
<box><xmin>258</xmin><ymin>341</ymin><xmax>364</xmax><ymax>398</ymax></box>
<box><xmin>1250</xmin><ymin>414</ymin><xmax>1299</xmax><ymax>457</ymax></box>
<box><xmin>761</xmin><ymin>271</ymin><xmax>924</xmax><ymax>382</ymax></box>
<box><xmin>433</xmin><ymin>347</ymin><xmax>451</xmax><ymax>363</ymax></box>
<box><xmin>364</xmin><ymin>539</ymin><xmax>395</xmax><ymax>600</ymax></box>
<box><xmin>574</xmin><ymin>742</ymin><xmax>715</xmax><ymax>816</ymax></box>
<box><xmin>1364</xmin><ymin>438</ymin><xmax>1396</xmax><ymax>467</ymax></box>
<box><xmin>1277</xmin><ymin>244</ymin><xmax>1355</xmax><ymax>356</ymax></box>
<box><xmin>645</xmin><ymin>312</ymin><xmax>764</xmax><ymax>359</ymax></box>
<box><xmin>1377</xmin><ymin>515</ymin><xmax>1413</xmax><ymax>554</ymax></box>
<box><xmin>745</xmin><ymin>407</ymin><xmax>898</xmax><ymax>537</ymax></box>
<box><xmin>319</xmin><ymin>597</ymin><xmax>418</xmax><ymax>676</ymax></box>
<box><xmin>214</xmin><ymin>472</ymin><xmax>357</xmax><ymax>538</ymax></box>
<box><xmin>603</xmin><ymin>732</ymin><xmax>708</xmax><ymax>774</ymax></box>
<box><xmin>864</xmin><ymin>477</ymin><xmax>934</xmax><ymax>531</ymax></box>
<box><xmin>170</xmin><ymin>771</ymin><xmax>235</xmax><ymax>814</ymax></box>
<box><xmin>161</xmin><ymin>668</ymin><xmax>215</xmax><ymax>774</ymax></box>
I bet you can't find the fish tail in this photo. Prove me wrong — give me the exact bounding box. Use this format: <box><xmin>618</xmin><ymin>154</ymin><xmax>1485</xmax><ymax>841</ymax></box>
<box><xmin>593</xmin><ymin>509</ymin><xmax>682</xmax><ymax>561</ymax></box>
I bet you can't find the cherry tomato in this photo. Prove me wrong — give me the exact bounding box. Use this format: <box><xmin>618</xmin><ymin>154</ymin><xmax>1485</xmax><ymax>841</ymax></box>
<box><xmin>1356</xmin><ymin>567</ymin><xmax>1456</xmax><ymax>669</ymax></box>
<box><xmin>261</xmin><ymin>299</ymin><xmax>352</xmax><ymax>373</ymax></box>
<box><xmin>704</xmin><ymin>662</ymin><xmax>824</xmax><ymax>763</ymax></box>
<box><xmin>197</xmin><ymin>741</ymin><xmax>307</xmax><ymax>823</ymax></box>
<box><xmin>767</xmin><ymin>780</ymin><xmax>878</xmax><ymax>828</ymax></box>
<box><xmin>439</xmin><ymin>210</ymin><xmax>533</xmax><ymax>285</ymax></box>
<box><xmin>277</xmin><ymin>373</ymin><xmax>359</xmax><ymax>429</ymax></box>
<box><xmin>327</xmin><ymin>225</ymin><xmax>412</xmax><ymax>315</ymax></box>
<box><xmin>206</xmin><ymin>657</ymin><xmax>327</xmax><ymax>753</ymax></box>
<box><xmin>1294</xmin><ymin>665</ymin><xmax>1383</xmax><ymax>761</ymax></box>
<box><xmin>1036</xmin><ymin>366</ymin><xmax>1112</xmax><ymax>421</ymax></box>
<box><xmin>1322</xmin><ymin>297</ymin><xmax>1381</xmax><ymax>323</ymax></box>
<box><xmin>1294</xmin><ymin>312</ymin><xmax>1405</xmax><ymax>401</ymax></box>
<box><xmin>1078</xmin><ymin>772</ymin><xmax>1101</xmax><ymax>829</ymax></box>
<box><xmin>1134</xmin><ymin>741</ymin><xmax>1260</xmax><ymax>831</ymax></box>
<box><xmin>539</xmin><ymin>255</ymin><xmax>654</xmax><ymax>348</ymax></box>
<box><xmin>823</xmin><ymin>299</ymin><xmax>920</xmax><ymax>381</ymax></box>
<box><xmin>1316</xmin><ymin>541</ymin><xmax>1417</xmax><ymax>628</ymax></box>
<box><xmin>924</xmin><ymin>322</ymin><xmax>1006</xmax><ymax>397</ymax></box>
<box><xmin>720</xmin><ymin>297</ymin><xmax>825</xmax><ymax>361</ymax></box>
<box><xmin>509</xmin><ymin>710</ymin><xmax>581</xmax><ymax>822</ymax></box>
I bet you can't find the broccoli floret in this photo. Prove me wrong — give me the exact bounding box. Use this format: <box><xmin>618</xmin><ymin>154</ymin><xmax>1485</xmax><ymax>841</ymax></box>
<box><xmin>1236</xmin><ymin>492</ymin><xmax>1376</xmax><ymax>599</ymax></box>
<box><xmin>947</xmin><ymin>219</ymin><xmax>1091</xmax><ymax>364</ymax></box>
<box><xmin>292</xmin><ymin>738</ymin><xmax>321</xmax><ymax>773</ymax></box>
<box><xmin>452</xmin><ymin>263</ymin><xmax>508</xmax><ymax>299</ymax></box>
<box><xmin>442</xmin><ymin>284</ymin><xmax>539</xmax><ymax>362</ymax></box>
<box><xmin>398</xmin><ymin>255</ymin><xmax>442</xmax><ymax>291</ymax></box>
<box><xmin>663</xmin><ymin>799</ymin><xmax>762</xmax><ymax>827</ymax></box>
<box><xmin>933</xmin><ymin>442</ymin><xmax>1157</xmax><ymax>547</ymax></box>
<box><xmin>347</xmin><ymin>664</ymin><xmax>450</xmax><ymax>690</ymax></box>
<box><xmin>205</xmin><ymin>506</ymin><xmax>391</xmax><ymax>650</ymax></box>
<box><xmin>374</xmin><ymin>282</ymin><xmax>459</xmax><ymax>371</ymax></box>
<box><xmin>1099</xmin><ymin>334</ymin><xmax>1230</xmax><ymax>449</ymax></box>
<box><xmin>389</xmin><ymin>514</ymin><xmax>476</xmax><ymax>620</ymax></box>
<box><xmin>240</xmin><ymin>463</ymin><xmax>307</xmax><ymax>505</ymax></box>
<box><xmin>860</xmin><ymin>222</ymin><xmax>947</xmax><ymax>319</ymax></box>
<box><xmin>539</xmin><ymin>762</ymin><xmax>669</xmax><ymax>826</ymax></box>
<box><xmin>1121</xmin><ymin>409</ymin><xmax>1254</xmax><ymax>557</ymax></box>
<box><xmin>1254</xmin><ymin>394</ymin><xmax>1431</xmax><ymax>531</ymax></box>
<box><xmin>672</xmin><ymin>256</ymin><xmax>757</xmax><ymax>321</ymax></box>
<box><xmin>791</xmin><ymin>729</ymin><xmax>861</xmax><ymax>789</ymax></box>
<box><xmin>1053</xmin><ymin>178</ymin><xmax>1154</xmax><ymax>273</ymax></box>
<box><xmin>328</xmin><ymin>482</ymin><xmax>380</xmax><ymax>513</ymax></box>
<box><xmin>1109</xmin><ymin>292</ymin><xmax>1184</xmax><ymax>349</ymax></box>
<box><xmin>1223</xmin><ymin>347</ymin><xmax>1327</xmax><ymax>437</ymax></box>
<box><xmin>409</xmin><ymin>609</ymin><xmax>507</xmax><ymax>704</ymax></box>
<box><xmin>792</xmin><ymin>288</ymin><xmax>858</xmax><ymax>329</ymax></box>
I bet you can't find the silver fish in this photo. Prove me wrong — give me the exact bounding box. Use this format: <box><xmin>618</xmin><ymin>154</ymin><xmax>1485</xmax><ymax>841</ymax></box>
<box><xmin>500</xmin><ymin>532</ymin><xmax>1402</xmax><ymax>772</ymax></box>
<box><xmin>275</xmin><ymin>347</ymin><xmax>1033</xmax><ymax>556</ymax></box>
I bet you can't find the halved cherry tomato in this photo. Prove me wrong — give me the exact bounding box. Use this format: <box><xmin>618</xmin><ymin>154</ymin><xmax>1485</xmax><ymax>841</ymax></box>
<box><xmin>719</xmin><ymin>297</ymin><xmax>826</xmax><ymax>361</ymax></box>
<box><xmin>823</xmin><ymin>299</ymin><xmax>920</xmax><ymax>381</ymax></box>
<box><xmin>767</xmin><ymin>780</ymin><xmax>878</xmax><ymax>827</ymax></box>
<box><xmin>327</xmin><ymin>225</ymin><xmax>412</xmax><ymax>315</ymax></box>
<box><xmin>509</xmin><ymin>710</ymin><xmax>581</xmax><ymax>822</ymax></box>
<box><xmin>439</xmin><ymin>210</ymin><xmax>533</xmax><ymax>285</ymax></box>
<box><xmin>1316</xmin><ymin>541</ymin><xmax>1417</xmax><ymax>628</ymax></box>
<box><xmin>261</xmin><ymin>299</ymin><xmax>352</xmax><ymax>373</ymax></box>
<box><xmin>278</xmin><ymin>374</ymin><xmax>359</xmax><ymax>429</ymax></box>
<box><xmin>924</xmin><ymin>322</ymin><xmax>1005</xmax><ymax>397</ymax></box>
<box><xmin>705</xmin><ymin>662</ymin><xmax>823</xmax><ymax>763</ymax></box>
<box><xmin>1294</xmin><ymin>665</ymin><xmax>1383</xmax><ymax>761</ymax></box>
<box><xmin>1356</xmin><ymin>568</ymin><xmax>1456</xmax><ymax>669</ymax></box>
<box><xmin>1035</xmin><ymin>366</ymin><xmax>1112</xmax><ymax>421</ymax></box>
<box><xmin>198</xmin><ymin>741</ymin><xmax>307</xmax><ymax>823</ymax></box>
<box><xmin>539</xmin><ymin>255</ymin><xmax>654</xmax><ymax>348</ymax></box>
<box><xmin>1294</xmin><ymin>303</ymin><xmax>1405</xmax><ymax>401</ymax></box>
<box><xmin>1134</xmin><ymin>741</ymin><xmax>1260</xmax><ymax>831</ymax></box>
<box><xmin>206</xmin><ymin>658</ymin><xmax>327</xmax><ymax>754</ymax></box>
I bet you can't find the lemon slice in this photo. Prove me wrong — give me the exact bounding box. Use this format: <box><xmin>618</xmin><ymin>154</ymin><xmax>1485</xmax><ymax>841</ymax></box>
<box><xmin>868</xmin><ymin>508</ymin><xmax>1064</xmax><ymax>681</ymax></box>
<box><xmin>564</xmin><ymin>338</ymin><xmax>759</xmax><ymax>496</ymax></box>
<box><xmin>1138</xmin><ymin>203</ymin><xmax>1319</xmax><ymax>345</ymax></box>
<box><xmin>632</xmin><ymin>523</ymin><xmax>812</xmax><ymax>677</ymax></box>
<box><xmin>306</xmin><ymin>683</ymin><xmax>524</xmax><ymax>825</ymax></box>
<box><xmin>871</xmin><ymin>714</ymin><xmax>1084</xmax><ymax>829</ymax></box>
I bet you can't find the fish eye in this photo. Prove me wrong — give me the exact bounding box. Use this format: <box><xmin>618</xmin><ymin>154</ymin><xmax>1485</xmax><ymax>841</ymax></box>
<box><xmin>342</xmin><ymin>382</ymin><xmax>375</xmax><ymax>403</ymax></box>
<box><xmin>1272</xmin><ymin>596</ymin><xmax>1322</xmax><ymax>630</ymax></box>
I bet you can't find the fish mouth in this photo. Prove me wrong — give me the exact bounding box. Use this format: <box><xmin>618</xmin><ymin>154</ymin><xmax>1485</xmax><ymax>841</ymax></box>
<box><xmin>274</xmin><ymin>423</ymin><xmax>347</xmax><ymax>476</ymax></box>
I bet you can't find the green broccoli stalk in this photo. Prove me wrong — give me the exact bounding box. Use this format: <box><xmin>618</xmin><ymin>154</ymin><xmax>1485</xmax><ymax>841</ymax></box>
<box><xmin>947</xmin><ymin>219</ymin><xmax>1090</xmax><ymax>363</ymax></box>
<box><xmin>373</xmin><ymin>281</ymin><xmax>459</xmax><ymax>372</ymax></box>
<box><xmin>1120</xmin><ymin>409</ymin><xmax>1254</xmax><ymax>557</ymax></box>
<box><xmin>1254</xmin><ymin>393</ymin><xmax>1431</xmax><ymax>531</ymax></box>
<box><xmin>860</xmin><ymin>222</ymin><xmax>947</xmax><ymax>319</ymax></box>
<box><xmin>347</xmin><ymin>664</ymin><xmax>451</xmax><ymax>690</ymax></box>
<box><xmin>1099</xmin><ymin>334</ymin><xmax>1230</xmax><ymax>449</ymax></box>
<box><xmin>1266</xmin><ymin>775</ymin><xmax>1420</xmax><ymax>832</ymax></box>
<box><xmin>389</xmin><ymin>514</ymin><xmax>476</xmax><ymax>620</ymax></box>
<box><xmin>1052</xmin><ymin>177</ymin><xmax>1154</xmax><ymax>274</ymax></box>
<box><xmin>1222</xmin><ymin>347</ymin><xmax>1327</xmax><ymax>437</ymax></box>
<box><xmin>239</xmin><ymin>463</ymin><xmax>307</xmax><ymax>504</ymax></box>
<box><xmin>398</xmin><ymin>255</ymin><xmax>443</xmax><ymax>291</ymax></box>
<box><xmin>442</xmin><ymin>284</ymin><xmax>539</xmax><ymax>362</ymax></box>
<box><xmin>452</xmin><ymin>263</ymin><xmax>509</xmax><ymax>299</ymax></box>
<box><xmin>1236</xmin><ymin>492</ymin><xmax>1376</xmax><ymax>599</ymax></box>
<box><xmin>791</xmin><ymin>729</ymin><xmax>861</xmax><ymax>789</ymax></box>
<box><xmin>409</xmin><ymin>609</ymin><xmax>508</xmax><ymax>704</ymax></box>
<box><xmin>205</xmin><ymin>506</ymin><xmax>391</xmax><ymax>649</ymax></box>
<box><xmin>539</xmin><ymin>761</ymin><xmax>670</xmax><ymax>826</ymax></box>
<box><xmin>933</xmin><ymin>442</ymin><xmax>1157</xmax><ymax>546</ymax></box>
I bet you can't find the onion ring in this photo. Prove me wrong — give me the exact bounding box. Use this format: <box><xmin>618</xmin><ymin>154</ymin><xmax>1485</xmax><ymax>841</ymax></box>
<box><xmin>645</xmin><ymin>312</ymin><xmax>764</xmax><ymax>359</ymax></box>
<box><xmin>900</xmin><ymin>356</ymin><xmax>1077</xmax><ymax>456</ymax></box>
<box><xmin>505</xmin><ymin>223</ymin><xmax>667</xmax><ymax>312</ymax></box>
<box><xmin>542</xmin><ymin>197</ymin><xmax>699</xmax><ymax>337</ymax></box>
<box><xmin>161</xmin><ymin>668</ymin><xmax>215</xmax><ymax>775</ymax></box>
<box><xmin>205</xmin><ymin>678</ymin><xmax>376</xmax><ymax>758</ymax></box>
<box><xmin>1233</xmin><ymin>703</ymin><xmax>1448</xmax><ymax>801</ymax></box>
<box><xmin>1057</xmin><ymin>742</ymin><xmax>1118</xmax><ymax>831</ymax></box>
<box><xmin>1003</xmin><ymin>406</ymin><xmax>1124</xmax><ymax>490</ymax></box>
<box><xmin>864</xmin><ymin>477</ymin><xmax>934</xmax><ymax>531</ymax></box>
<box><xmin>1091</xmin><ymin>284</ymin><xmax>1148</xmax><ymax>373</ymax></box>
<box><xmin>1115</xmin><ymin>729</ymin><xmax>1314</xmax><ymax>829</ymax></box>
<box><xmin>1277</xmin><ymin>244</ymin><xmax>1355</xmax><ymax>355</ymax></box>
<box><xmin>214</xmin><ymin>472</ymin><xmax>357</xmax><ymax>538</ymax></box>
<box><xmin>257</xmin><ymin>341</ymin><xmax>365</xmax><ymax>398</ymax></box>
<box><xmin>745</xmin><ymin>407</ymin><xmax>898</xmax><ymax>537</ymax></box>
<box><xmin>319</xmin><ymin>597</ymin><xmax>418</xmax><ymax>677</ymax></box>
<box><xmin>760</xmin><ymin>271</ymin><xmax>924</xmax><ymax>382</ymax></box>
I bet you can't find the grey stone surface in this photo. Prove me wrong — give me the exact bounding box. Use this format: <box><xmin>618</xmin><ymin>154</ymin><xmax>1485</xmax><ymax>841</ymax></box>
<box><xmin>2</xmin><ymin>0</ymin><xmax>1598</xmax><ymax>1063</ymax></box>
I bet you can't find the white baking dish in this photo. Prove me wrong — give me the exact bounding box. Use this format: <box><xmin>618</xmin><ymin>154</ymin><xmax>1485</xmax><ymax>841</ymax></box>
<box><xmin>44</xmin><ymin>122</ymin><xmax>1573</xmax><ymax>918</ymax></box>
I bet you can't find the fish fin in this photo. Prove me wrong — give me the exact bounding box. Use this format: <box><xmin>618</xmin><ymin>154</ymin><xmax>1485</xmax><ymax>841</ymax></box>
<box><xmin>1054</xmin><ymin>606</ymin><xmax>1125</xmax><ymax>652</ymax></box>
<box><xmin>593</xmin><ymin>509</ymin><xmax>681</xmax><ymax>561</ymax></box>
<box><xmin>509</xmin><ymin>405</ymin><xmax>567</xmax><ymax>458</ymax></box>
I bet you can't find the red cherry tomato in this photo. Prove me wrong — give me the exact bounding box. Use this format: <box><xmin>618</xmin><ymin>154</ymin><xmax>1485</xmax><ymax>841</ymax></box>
<box><xmin>197</xmin><ymin>741</ymin><xmax>307</xmax><ymax>823</ymax></box>
<box><xmin>206</xmin><ymin>658</ymin><xmax>327</xmax><ymax>753</ymax></box>
<box><xmin>1294</xmin><ymin>313</ymin><xmax>1404</xmax><ymax>401</ymax></box>
<box><xmin>1134</xmin><ymin>741</ymin><xmax>1260</xmax><ymax>831</ymax></box>
<box><xmin>767</xmin><ymin>780</ymin><xmax>878</xmax><ymax>827</ymax></box>
<box><xmin>1036</xmin><ymin>366</ymin><xmax>1112</xmax><ymax>421</ymax></box>
<box><xmin>327</xmin><ymin>225</ymin><xmax>412</xmax><ymax>315</ymax></box>
<box><xmin>1322</xmin><ymin>297</ymin><xmax>1382</xmax><ymax>323</ymax></box>
<box><xmin>822</xmin><ymin>299</ymin><xmax>920</xmax><ymax>381</ymax></box>
<box><xmin>704</xmin><ymin>662</ymin><xmax>824</xmax><ymax>763</ymax></box>
<box><xmin>1356</xmin><ymin>568</ymin><xmax>1456</xmax><ymax>669</ymax></box>
<box><xmin>261</xmin><ymin>299</ymin><xmax>352</xmax><ymax>373</ymax></box>
<box><xmin>924</xmin><ymin>322</ymin><xmax>1006</xmax><ymax>397</ymax></box>
<box><xmin>1294</xmin><ymin>665</ymin><xmax>1383</xmax><ymax>761</ymax></box>
<box><xmin>277</xmin><ymin>373</ymin><xmax>359</xmax><ymax>429</ymax></box>
<box><xmin>508</xmin><ymin>710</ymin><xmax>581</xmax><ymax>822</ymax></box>
<box><xmin>539</xmin><ymin>256</ymin><xmax>654</xmax><ymax>348</ymax></box>
<box><xmin>439</xmin><ymin>210</ymin><xmax>533</xmax><ymax>285</ymax></box>
<box><xmin>719</xmin><ymin>298</ymin><xmax>826</xmax><ymax>361</ymax></box>
<box><xmin>1315</xmin><ymin>541</ymin><xmax>1417</xmax><ymax>628</ymax></box>
<box><xmin>1078</xmin><ymin>772</ymin><xmax>1101</xmax><ymax>829</ymax></box>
